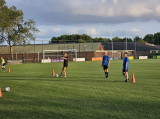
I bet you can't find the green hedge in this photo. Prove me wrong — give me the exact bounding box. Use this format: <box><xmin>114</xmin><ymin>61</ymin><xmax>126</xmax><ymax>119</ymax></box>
<box><xmin>143</xmin><ymin>53</ymin><xmax>160</xmax><ymax>59</ymax></box>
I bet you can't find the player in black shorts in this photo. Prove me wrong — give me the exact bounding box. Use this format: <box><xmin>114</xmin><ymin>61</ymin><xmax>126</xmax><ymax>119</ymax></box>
<box><xmin>59</xmin><ymin>53</ymin><xmax>68</xmax><ymax>77</ymax></box>
<box><xmin>1</xmin><ymin>57</ymin><xmax>6</xmax><ymax>72</ymax></box>
<box><xmin>101</xmin><ymin>52</ymin><xmax>110</xmax><ymax>78</ymax></box>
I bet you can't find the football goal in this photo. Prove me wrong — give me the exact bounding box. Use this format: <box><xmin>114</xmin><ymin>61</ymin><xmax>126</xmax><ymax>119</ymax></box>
<box><xmin>42</xmin><ymin>49</ymin><xmax>77</xmax><ymax>63</ymax></box>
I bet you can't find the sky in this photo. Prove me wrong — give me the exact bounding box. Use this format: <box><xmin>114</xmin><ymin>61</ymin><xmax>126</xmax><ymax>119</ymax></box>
<box><xmin>5</xmin><ymin>0</ymin><xmax>160</xmax><ymax>43</ymax></box>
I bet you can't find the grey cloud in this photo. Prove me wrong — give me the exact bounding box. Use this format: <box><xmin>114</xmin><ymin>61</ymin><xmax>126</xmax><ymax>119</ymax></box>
<box><xmin>6</xmin><ymin>0</ymin><xmax>160</xmax><ymax>26</ymax></box>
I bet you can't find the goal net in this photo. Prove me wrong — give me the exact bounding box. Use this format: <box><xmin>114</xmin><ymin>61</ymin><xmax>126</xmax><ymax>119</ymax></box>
<box><xmin>42</xmin><ymin>49</ymin><xmax>77</xmax><ymax>63</ymax></box>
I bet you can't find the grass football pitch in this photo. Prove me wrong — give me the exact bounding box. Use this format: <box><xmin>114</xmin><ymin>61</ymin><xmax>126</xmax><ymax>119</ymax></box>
<box><xmin>0</xmin><ymin>59</ymin><xmax>160</xmax><ymax>119</ymax></box>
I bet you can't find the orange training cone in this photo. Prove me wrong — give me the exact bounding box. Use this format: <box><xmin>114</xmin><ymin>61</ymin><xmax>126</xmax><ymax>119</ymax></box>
<box><xmin>0</xmin><ymin>88</ymin><xmax>2</xmax><ymax>97</ymax></box>
<box><xmin>132</xmin><ymin>73</ymin><xmax>135</xmax><ymax>83</ymax></box>
<box><xmin>8</xmin><ymin>67</ymin><xmax>10</xmax><ymax>73</ymax></box>
<box><xmin>52</xmin><ymin>70</ymin><xmax>55</xmax><ymax>76</ymax></box>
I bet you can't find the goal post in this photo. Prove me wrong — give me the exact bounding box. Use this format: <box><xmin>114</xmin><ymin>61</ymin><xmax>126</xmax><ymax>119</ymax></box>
<box><xmin>42</xmin><ymin>49</ymin><xmax>77</xmax><ymax>63</ymax></box>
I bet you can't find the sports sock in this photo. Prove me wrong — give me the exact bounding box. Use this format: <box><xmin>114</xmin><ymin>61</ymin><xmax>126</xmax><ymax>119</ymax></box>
<box><xmin>105</xmin><ymin>72</ymin><xmax>108</xmax><ymax>77</ymax></box>
<box><xmin>105</xmin><ymin>72</ymin><xmax>107</xmax><ymax>76</ymax></box>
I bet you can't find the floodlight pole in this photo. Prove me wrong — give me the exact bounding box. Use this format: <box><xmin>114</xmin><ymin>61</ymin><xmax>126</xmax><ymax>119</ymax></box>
<box><xmin>111</xmin><ymin>29</ymin><xmax>113</xmax><ymax>58</ymax></box>
<box><xmin>135</xmin><ymin>38</ymin><xmax>136</xmax><ymax>59</ymax></box>
<box><xmin>43</xmin><ymin>50</ymin><xmax>44</xmax><ymax>63</ymax></box>
<box><xmin>84</xmin><ymin>44</ymin><xmax>86</xmax><ymax>59</ymax></box>
<box><xmin>126</xmin><ymin>30</ymin><xmax>127</xmax><ymax>51</ymax></box>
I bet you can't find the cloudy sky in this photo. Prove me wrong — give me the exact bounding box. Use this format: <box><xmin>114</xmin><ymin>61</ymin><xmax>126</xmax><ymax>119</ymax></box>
<box><xmin>5</xmin><ymin>0</ymin><xmax>160</xmax><ymax>42</ymax></box>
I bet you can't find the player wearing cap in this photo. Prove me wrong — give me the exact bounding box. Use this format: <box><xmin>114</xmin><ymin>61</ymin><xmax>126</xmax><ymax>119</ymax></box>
<box><xmin>123</xmin><ymin>52</ymin><xmax>129</xmax><ymax>82</ymax></box>
<box><xmin>102</xmin><ymin>51</ymin><xmax>110</xmax><ymax>78</ymax></box>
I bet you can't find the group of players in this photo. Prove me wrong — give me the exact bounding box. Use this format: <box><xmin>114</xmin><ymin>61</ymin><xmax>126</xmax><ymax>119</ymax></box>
<box><xmin>102</xmin><ymin>51</ymin><xmax>129</xmax><ymax>82</ymax></box>
<box><xmin>1</xmin><ymin>52</ymin><xmax>129</xmax><ymax>82</ymax></box>
<box><xmin>58</xmin><ymin>51</ymin><xmax>129</xmax><ymax>82</ymax></box>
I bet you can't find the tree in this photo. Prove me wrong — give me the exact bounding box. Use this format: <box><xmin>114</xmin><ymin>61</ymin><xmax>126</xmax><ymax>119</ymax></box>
<box><xmin>0</xmin><ymin>0</ymin><xmax>10</xmax><ymax>43</ymax></box>
<box><xmin>50</xmin><ymin>36</ymin><xmax>58</xmax><ymax>43</ymax></box>
<box><xmin>81</xmin><ymin>34</ymin><xmax>93</xmax><ymax>42</ymax></box>
<box><xmin>133</xmin><ymin>36</ymin><xmax>145</xmax><ymax>43</ymax></box>
<box><xmin>60</xmin><ymin>34</ymin><xmax>68</xmax><ymax>40</ymax></box>
<box><xmin>139</xmin><ymin>39</ymin><xmax>145</xmax><ymax>44</ymax></box>
<box><xmin>98</xmin><ymin>37</ymin><xmax>103</xmax><ymax>41</ymax></box>
<box><xmin>100</xmin><ymin>38</ymin><xmax>110</xmax><ymax>42</ymax></box>
<box><xmin>93</xmin><ymin>37</ymin><xmax>99</xmax><ymax>42</ymax></box>
<box><xmin>122</xmin><ymin>37</ymin><xmax>133</xmax><ymax>42</ymax></box>
<box><xmin>133</xmin><ymin>36</ymin><xmax>141</xmax><ymax>42</ymax></box>
<box><xmin>78</xmin><ymin>38</ymin><xmax>86</xmax><ymax>43</ymax></box>
<box><xmin>154</xmin><ymin>32</ymin><xmax>160</xmax><ymax>45</ymax></box>
<box><xmin>143</xmin><ymin>34</ymin><xmax>154</xmax><ymax>44</ymax></box>
<box><xmin>0</xmin><ymin>0</ymin><xmax>39</xmax><ymax>59</ymax></box>
<box><xmin>112</xmin><ymin>36</ymin><xmax>122</xmax><ymax>42</ymax></box>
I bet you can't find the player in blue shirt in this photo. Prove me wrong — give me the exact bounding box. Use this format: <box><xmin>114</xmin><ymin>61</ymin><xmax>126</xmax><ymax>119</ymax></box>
<box><xmin>123</xmin><ymin>52</ymin><xmax>129</xmax><ymax>82</ymax></box>
<box><xmin>101</xmin><ymin>52</ymin><xmax>110</xmax><ymax>78</ymax></box>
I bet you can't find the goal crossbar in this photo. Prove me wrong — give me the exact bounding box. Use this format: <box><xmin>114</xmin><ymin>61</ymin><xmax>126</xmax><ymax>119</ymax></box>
<box><xmin>42</xmin><ymin>49</ymin><xmax>77</xmax><ymax>63</ymax></box>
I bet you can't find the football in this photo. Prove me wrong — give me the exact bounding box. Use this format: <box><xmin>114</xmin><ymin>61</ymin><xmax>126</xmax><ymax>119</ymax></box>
<box><xmin>55</xmin><ymin>74</ymin><xmax>59</xmax><ymax>77</ymax></box>
<box><xmin>5</xmin><ymin>87</ymin><xmax>10</xmax><ymax>92</ymax></box>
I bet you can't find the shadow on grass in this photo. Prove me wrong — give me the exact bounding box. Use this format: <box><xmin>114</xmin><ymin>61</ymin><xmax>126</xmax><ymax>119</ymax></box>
<box><xmin>1</xmin><ymin>91</ymin><xmax>7</xmax><ymax>92</ymax></box>
<box><xmin>0</xmin><ymin>95</ymin><xmax>159</xmax><ymax>119</ymax></box>
<box><xmin>0</xmin><ymin>78</ymin><xmax>125</xmax><ymax>83</ymax></box>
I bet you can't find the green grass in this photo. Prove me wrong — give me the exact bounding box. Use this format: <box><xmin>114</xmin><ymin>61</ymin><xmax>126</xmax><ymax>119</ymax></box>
<box><xmin>0</xmin><ymin>59</ymin><xmax>160</xmax><ymax>119</ymax></box>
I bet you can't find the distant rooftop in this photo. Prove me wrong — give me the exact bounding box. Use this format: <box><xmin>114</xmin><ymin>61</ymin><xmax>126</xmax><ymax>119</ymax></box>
<box><xmin>101</xmin><ymin>42</ymin><xmax>160</xmax><ymax>51</ymax></box>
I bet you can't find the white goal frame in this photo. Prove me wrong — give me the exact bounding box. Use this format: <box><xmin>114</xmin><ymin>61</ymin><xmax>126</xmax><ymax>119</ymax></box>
<box><xmin>43</xmin><ymin>49</ymin><xmax>77</xmax><ymax>63</ymax></box>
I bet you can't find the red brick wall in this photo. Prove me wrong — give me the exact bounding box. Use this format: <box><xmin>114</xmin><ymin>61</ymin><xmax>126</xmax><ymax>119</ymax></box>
<box><xmin>1</xmin><ymin>52</ymin><xmax>94</xmax><ymax>62</ymax></box>
<box><xmin>95</xmin><ymin>52</ymin><xmax>120</xmax><ymax>58</ymax></box>
<box><xmin>133</xmin><ymin>51</ymin><xmax>150</xmax><ymax>58</ymax></box>
<box><xmin>0</xmin><ymin>50</ymin><xmax>152</xmax><ymax>63</ymax></box>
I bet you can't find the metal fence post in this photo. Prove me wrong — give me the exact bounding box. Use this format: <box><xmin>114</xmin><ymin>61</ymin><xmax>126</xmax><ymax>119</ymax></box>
<box><xmin>43</xmin><ymin>50</ymin><xmax>44</xmax><ymax>63</ymax></box>
<box><xmin>42</xmin><ymin>40</ymin><xmax>43</xmax><ymax>62</ymax></box>
<box><xmin>72</xmin><ymin>45</ymin><xmax>74</xmax><ymax>61</ymax></box>
<box><xmin>27</xmin><ymin>50</ymin><xmax>28</xmax><ymax>63</ymax></box>
<box><xmin>138</xmin><ymin>42</ymin><xmax>140</xmax><ymax>56</ymax></box>
<box><xmin>38</xmin><ymin>52</ymin><xmax>39</xmax><ymax>63</ymax></box>
<box><xmin>59</xmin><ymin>40</ymin><xmax>60</xmax><ymax>50</ymax></box>
<box><xmin>34</xmin><ymin>40</ymin><xmax>35</xmax><ymax>62</ymax></box>
<box><xmin>79</xmin><ymin>41</ymin><xmax>80</xmax><ymax>58</ymax></box>
<box><xmin>84</xmin><ymin>43</ymin><xmax>86</xmax><ymax>59</ymax></box>
<box><xmin>92</xmin><ymin>41</ymin><xmax>93</xmax><ymax>57</ymax></box>
<box><xmin>8</xmin><ymin>46</ymin><xmax>9</xmax><ymax>60</ymax></box>
<box><xmin>14</xmin><ymin>46</ymin><xmax>15</xmax><ymax>60</ymax></box>
<box><xmin>126</xmin><ymin>30</ymin><xmax>127</xmax><ymax>51</ymax></box>
<box><xmin>135</xmin><ymin>41</ymin><xmax>136</xmax><ymax>59</ymax></box>
<box><xmin>22</xmin><ymin>54</ymin><xmax>24</xmax><ymax>63</ymax></box>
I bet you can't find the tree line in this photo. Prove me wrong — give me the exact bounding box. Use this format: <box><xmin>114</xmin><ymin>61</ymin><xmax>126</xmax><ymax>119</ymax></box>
<box><xmin>0</xmin><ymin>0</ymin><xmax>39</xmax><ymax>59</ymax></box>
<box><xmin>50</xmin><ymin>32</ymin><xmax>160</xmax><ymax>45</ymax></box>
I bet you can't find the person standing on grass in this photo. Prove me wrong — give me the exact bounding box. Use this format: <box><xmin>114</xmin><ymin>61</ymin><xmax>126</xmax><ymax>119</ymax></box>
<box><xmin>1</xmin><ymin>57</ymin><xmax>6</xmax><ymax>72</ymax></box>
<box><xmin>101</xmin><ymin>51</ymin><xmax>110</xmax><ymax>78</ymax></box>
<box><xmin>123</xmin><ymin>52</ymin><xmax>129</xmax><ymax>82</ymax></box>
<box><xmin>59</xmin><ymin>53</ymin><xmax>68</xmax><ymax>77</ymax></box>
